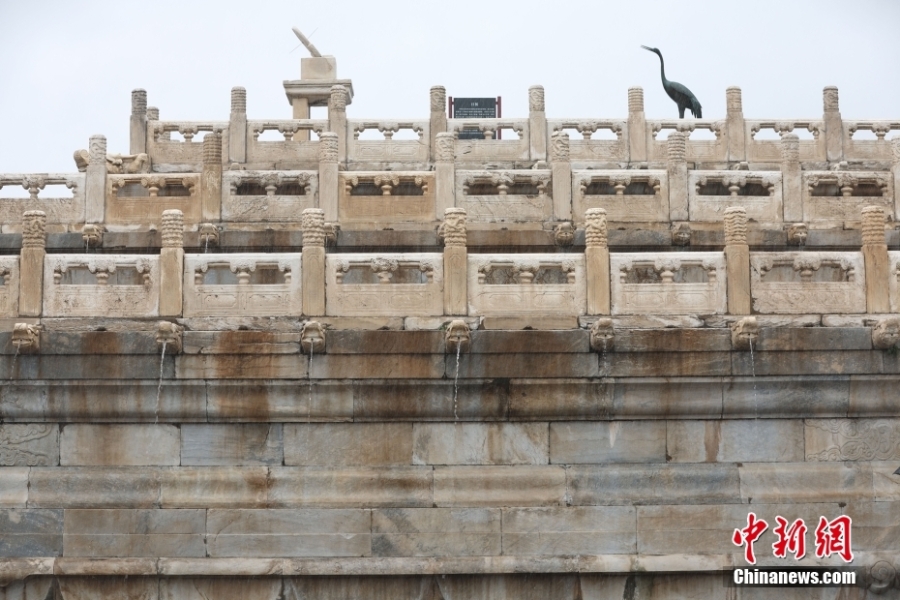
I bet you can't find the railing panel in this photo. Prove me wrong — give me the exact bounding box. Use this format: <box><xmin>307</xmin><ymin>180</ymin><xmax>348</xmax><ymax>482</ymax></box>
<box><xmin>610</xmin><ymin>252</ymin><xmax>726</xmax><ymax>315</ymax></box>
<box><xmin>802</xmin><ymin>171</ymin><xmax>893</xmax><ymax>225</ymax></box>
<box><xmin>547</xmin><ymin>120</ymin><xmax>628</xmax><ymax>162</ymax></box>
<box><xmin>573</xmin><ymin>170</ymin><xmax>667</xmax><ymax>223</ymax></box>
<box><xmin>43</xmin><ymin>255</ymin><xmax>160</xmax><ymax>317</ymax></box>
<box><xmin>222</xmin><ymin>170</ymin><xmax>318</xmax><ymax>222</ymax></box>
<box><xmin>449</xmin><ymin>119</ymin><xmax>530</xmax><ymax>163</ymax></box>
<box><xmin>0</xmin><ymin>257</ymin><xmax>19</xmax><ymax>317</ymax></box>
<box><xmin>750</xmin><ymin>252</ymin><xmax>866</xmax><ymax>314</ymax></box>
<box><xmin>326</xmin><ymin>253</ymin><xmax>443</xmax><ymax>316</ymax></box>
<box><xmin>348</xmin><ymin>120</ymin><xmax>429</xmax><ymax>164</ymax></box>
<box><xmin>147</xmin><ymin>122</ymin><xmax>226</xmax><ymax>166</ymax></box>
<box><xmin>339</xmin><ymin>172</ymin><xmax>435</xmax><ymax>224</ymax></box>
<box><xmin>689</xmin><ymin>171</ymin><xmax>782</xmax><ymax>222</ymax></box>
<box><xmin>246</xmin><ymin>120</ymin><xmax>325</xmax><ymax>165</ymax></box>
<box><xmin>106</xmin><ymin>174</ymin><xmax>201</xmax><ymax>226</ymax></box>
<box><xmin>468</xmin><ymin>254</ymin><xmax>585</xmax><ymax>316</ymax></box>
<box><xmin>457</xmin><ymin>170</ymin><xmax>551</xmax><ymax>223</ymax></box>
<box><xmin>0</xmin><ymin>173</ymin><xmax>85</xmax><ymax>225</ymax></box>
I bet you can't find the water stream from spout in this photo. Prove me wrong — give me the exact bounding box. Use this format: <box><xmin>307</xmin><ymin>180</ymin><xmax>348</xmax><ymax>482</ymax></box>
<box><xmin>155</xmin><ymin>341</ymin><xmax>167</xmax><ymax>424</ymax></box>
<box><xmin>748</xmin><ymin>337</ymin><xmax>758</xmax><ymax>416</ymax></box>
<box><xmin>9</xmin><ymin>345</ymin><xmax>19</xmax><ymax>381</ymax></box>
<box><xmin>453</xmin><ymin>343</ymin><xmax>460</xmax><ymax>421</ymax></box>
<box><xmin>204</xmin><ymin>236</ymin><xmax>209</xmax><ymax>254</ymax></box>
<box><xmin>306</xmin><ymin>343</ymin><xmax>314</xmax><ymax>462</ymax></box>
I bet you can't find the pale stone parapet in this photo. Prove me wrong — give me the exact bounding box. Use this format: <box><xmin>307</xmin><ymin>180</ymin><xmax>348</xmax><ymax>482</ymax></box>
<box><xmin>861</xmin><ymin>205</ymin><xmax>890</xmax><ymax>313</ymax></box>
<box><xmin>434</xmin><ymin>133</ymin><xmax>455</xmax><ymax>218</ymax></box>
<box><xmin>823</xmin><ymin>86</ymin><xmax>843</xmax><ymax>162</ymax></box>
<box><xmin>340</xmin><ymin>171</ymin><xmax>435</xmax><ymax>225</ymax></box>
<box><xmin>201</xmin><ymin>134</ymin><xmax>223</xmax><ymax>221</ymax></box>
<box><xmin>574</xmin><ymin>170</ymin><xmax>667</xmax><ymax>224</ymax></box>
<box><xmin>85</xmin><ymin>135</ymin><xmax>107</xmax><ymax>223</ymax></box>
<box><xmin>550</xmin><ymin>132</ymin><xmax>572</xmax><ymax>221</ymax></box>
<box><xmin>781</xmin><ymin>133</ymin><xmax>802</xmax><ymax>222</ymax></box>
<box><xmin>688</xmin><ymin>170</ymin><xmax>782</xmax><ymax>223</ymax></box>
<box><xmin>801</xmin><ymin>170</ymin><xmax>893</xmax><ymax>227</ymax></box>
<box><xmin>724</xmin><ymin>206</ymin><xmax>750</xmax><ymax>315</ymax></box>
<box><xmin>160</xmin><ymin>209</ymin><xmax>184</xmax><ymax>317</ymax></box>
<box><xmin>528</xmin><ymin>85</ymin><xmax>546</xmax><ymax>162</ymax></box>
<box><xmin>842</xmin><ymin>120</ymin><xmax>899</xmax><ymax>162</ymax></box>
<box><xmin>441</xmin><ymin>208</ymin><xmax>467</xmax><ymax>315</ymax></box>
<box><xmin>302</xmin><ymin>208</ymin><xmax>326</xmax><ymax>316</ymax></box>
<box><xmin>246</xmin><ymin>119</ymin><xmax>326</xmax><ymax>164</ymax></box>
<box><xmin>429</xmin><ymin>86</ymin><xmax>447</xmax><ymax>160</ymax></box>
<box><xmin>584</xmin><ymin>208</ymin><xmax>610</xmax><ymax>315</ymax></box>
<box><xmin>130</xmin><ymin>88</ymin><xmax>147</xmax><ymax>155</ymax></box>
<box><xmin>609</xmin><ymin>252</ymin><xmax>726</xmax><ymax>315</ymax></box>
<box><xmin>666</xmin><ymin>132</ymin><xmax>688</xmax><ymax>221</ymax></box>
<box><xmin>627</xmin><ymin>87</ymin><xmax>646</xmax><ymax>162</ymax></box>
<box><xmin>326</xmin><ymin>253</ymin><xmax>443</xmax><ymax>316</ymax></box>
<box><xmin>106</xmin><ymin>174</ymin><xmax>200</xmax><ymax>227</ymax></box>
<box><xmin>184</xmin><ymin>253</ymin><xmax>302</xmax><ymax>317</ymax></box>
<box><xmin>749</xmin><ymin>251</ymin><xmax>866</xmax><ymax>314</ymax></box>
<box><xmin>328</xmin><ymin>85</ymin><xmax>349</xmax><ymax>162</ymax></box>
<box><xmin>456</xmin><ymin>170</ymin><xmax>551</xmax><ymax>223</ymax></box>
<box><xmin>19</xmin><ymin>210</ymin><xmax>46</xmax><ymax>317</ymax></box>
<box><xmin>229</xmin><ymin>87</ymin><xmax>247</xmax><ymax>163</ymax></box>
<box><xmin>222</xmin><ymin>170</ymin><xmax>317</xmax><ymax>222</ymax></box>
<box><xmin>468</xmin><ymin>254</ymin><xmax>585</xmax><ymax>316</ymax></box>
<box><xmin>0</xmin><ymin>173</ymin><xmax>85</xmax><ymax>227</ymax></box>
<box><xmin>746</xmin><ymin>120</ymin><xmax>825</xmax><ymax>163</ymax></box>
<box><xmin>648</xmin><ymin>120</ymin><xmax>725</xmax><ymax>163</ymax></box>
<box><xmin>725</xmin><ymin>86</ymin><xmax>745</xmax><ymax>162</ymax></box>
<box><xmin>347</xmin><ymin>120</ymin><xmax>429</xmax><ymax>165</ymax></box>
<box><xmin>0</xmin><ymin>256</ymin><xmax>20</xmax><ymax>317</ymax></box>
<box><xmin>318</xmin><ymin>132</ymin><xmax>339</xmax><ymax>222</ymax></box>
<box><xmin>449</xmin><ymin>119</ymin><xmax>530</xmax><ymax>164</ymax></box>
<box><xmin>42</xmin><ymin>254</ymin><xmax>160</xmax><ymax>317</ymax></box>
<box><xmin>547</xmin><ymin>120</ymin><xmax>627</xmax><ymax>163</ymax></box>
<box><xmin>147</xmin><ymin>121</ymin><xmax>226</xmax><ymax>169</ymax></box>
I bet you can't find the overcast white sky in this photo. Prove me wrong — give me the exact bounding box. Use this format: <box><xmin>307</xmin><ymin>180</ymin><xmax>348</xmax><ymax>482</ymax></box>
<box><xmin>1</xmin><ymin>0</ymin><xmax>898</xmax><ymax>173</ymax></box>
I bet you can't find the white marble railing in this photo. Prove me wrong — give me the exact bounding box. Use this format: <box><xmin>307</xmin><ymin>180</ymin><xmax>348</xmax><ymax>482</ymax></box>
<box><xmin>802</xmin><ymin>171</ymin><xmax>894</xmax><ymax>223</ymax></box>
<box><xmin>246</xmin><ymin>120</ymin><xmax>326</xmax><ymax>164</ymax></box>
<box><xmin>750</xmin><ymin>252</ymin><xmax>866</xmax><ymax>314</ymax></box>
<box><xmin>745</xmin><ymin>121</ymin><xmax>824</xmax><ymax>162</ymax></box>
<box><xmin>689</xmin><ymin>171</ymin><xmax>782</xmax><ymax>222</ymax></box>
<box><xmin>468</xmin><ymin>254</ymin><xmax>585</xmax><ymax>316</ymax></box>
<box><xmin>147</xmin><ymin>121</ymin><xmax>226</xmax><ymax>165</ymax></box>
<box><xmin>0</xmin><ymin>174</ymin><xmax>84</xmax><ymax>225</ymax></box>
<box><xmin>448</xmin><ymin>119</ymin><xmax>530</xmax><ymax>162</ymax></box>
<box><xmin>43</xmin><ymin>255</ymin><xmax>159</xmax><ymax>317</ymax></box>
<box><xmin>843</xmin><ymin>121</ymin><xmax>900</xmax><ymax>161</ymax></box>
<box><xmin>0</xmin><ymin>257</ymin><xmax>20</xmax><ymax>317</ymax></box>
<box><xmin>456</xmin><ymin>170</ymin><xmax>551</xmax><ymax>223</ymax></box>
<box><xmin>547</xmin><ymin>120</ymin><xmax>628</xmax><ymax>162</ymax></box>
<box><xmin>339</xmin><ymin>172</ymin><xmax>434</xmax><ymax>223</ymax></box>
<box><xmin>347</xmin><ymin>120</ymin><xmax>429</xmax><ymax>164</ymax></box>
<box><xmin>573</xmin><ymin>170</ymin><xmax>667</xmax><ymax>223</ymax></box>
<box><xmin>222</xmin><ymin>170</ymin><xmax>318</xmax><ymax>222</ymax></box>
<box><xmin>610</xmin><ymin>252</ymin><xmax>726</xmax><ymax>315</ymax></box>
<box><xmin>106</xmin><ymin>174</ymin><xmax>201</xmax><ymax>225</ymax></box>
<box><xmin>326</xmin><ymin>253</ymin><xmax>443</xmax><ymax>316</ymax></box>
<box><xmin>647</xmin><ymin>120</ymin><xmax>725</xmax><ymax>162</ymax></box>
<box><xmin>184</xmin><ymin>253</ymin><xmax>302</xmax><ymax>317</ymax></box>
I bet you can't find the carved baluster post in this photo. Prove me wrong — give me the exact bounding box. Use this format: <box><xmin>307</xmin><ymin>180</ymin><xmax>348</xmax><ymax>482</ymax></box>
<box><xmin>528</xmin><ymin>85</ymin><xmax>547</xmax><ymax>162</ymax></box>
<box><xmin>726</xmin><ymin>87</ymin><xmax>746</xmax><ymax>163</ymax></box>
<box><xmin>435</xmin><ymin>133</ymin><xmax>456</xmax><ymax>218</ymax></box>
<box><xmin>667</xmin><ymin>131</ymin><xmax>688</xmax><ymax>221</ymax></box>
<box><xmin>85</xmin><ymin>135</ymin><xmax>107</xmax><ymax>224</ymax></box>
<box><xmin>159</xmin><ymin>209</ymin><xmax>184</xmax><ymax>317</ymax></box>
<box><xmin>442</xmin><ymin>208</ymin><xmax>467</xmax><ymax>316</ymax></box>
<box><xmin>430</xmin><ymin>86</ymin><xmax>447</xmax><ymax>162</ymax></box>
<box><xmin>550</xmin><ymin>132</ymin><xmax>572</xmax><ymax>221</ymax></box>
<box><xmin>823</xmin><ymin>86</ymin><xmax>843</xmax><ymax>163</ymax></box>
<box><xmin>627</xmin><ymin>87</ymin><xmax>646</xmax><ymax>163</ymax></box>
<box><xmin>318</xmin><ymin>133</ymin><xmax>339</xmax><ymax>222</ymax></box>
<box><xmin>19</xmin><ymin>211</ymin><xmax>46</xmax><ymax>317</ymax></box>
<box><xmin>861</xmin><ymin>205</ymin><xmax>890</xmax><ymax>313</ymax></box>
<box><xmin>891</xmin><ymin>139</ymin><xmax>900</xmax><ymax>222</ymax></box>
<box><xmin>130</xmin><ymin>89</ymin><xmax>147</xmax><ymax>155</ymax></box>
<box><xmin>585</xmin><ymin>208</ymin><xmax>610</xmax><ymax>315</ymax></box>
<box><xmin>328</xmin><ymin>85</ymin><xmax>348</xmax><ymax>163</ymax></box>
<box><xmin>302</xmin><ymin>209</ymin><xmax>326</xmax><ymax>316</ymax></box>
<box><xmin>229</xmin><ymin>87</ymin><xmax>247</xmax><ymax>163</ymax></box>
<box><xmin>724</xmin><ymin>207</ymin><xmax>751</xmax><ymax>315</ymax></box>
<box><xmin>201</xmin><ymin>134</ymin><xmax>223</xmax><ymax>221</ymax></box>
<box><xmin>781</xmin><ymin>133</ymin><xmax>802</xmax><ymax>222</ymax></box>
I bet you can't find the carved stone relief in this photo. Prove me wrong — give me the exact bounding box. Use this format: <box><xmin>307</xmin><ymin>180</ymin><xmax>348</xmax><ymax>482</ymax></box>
<box><xmin>806</xmin><ymin>419</ymin><xmax>900</xmax><ymax>461</ymax></box>
<box><xmin>689</xmin><ymin>171</ymin><xmax>783</xmax><ymax>223</ymax></box>
<box><xmin>339</xmin><ymin>172</ymin><xmax>434</xmax><ymax>223</ymax></box>
<box><xmin>0</xmin><ymin>174</ymin><xmax>84</xmax><ymax>225</ymax></box>
<box><xmin>106</xmin><ymin>174</ymin><xmax>201</xmax><ymax>225</ymax></box>
<box><xmin>457</xmin><ymin>170</ymin><xmax>551</xmax><ymax>223</ymax></box>
<box><xmin>43</xmin><ymin>255</ymin><xmax>160</xmax><ymax>317</ymax></box>
<box><xmin>750</xmin><ymin>252</ymin><xmax>866</xmax><ymax>314</ymax></box>
<box><xmin>802</xmin><ymin>171</ymin><xmax>893</xmax><ymax>225</ymax></box>
<box><xmin>222</xmin><ymin>170</ymin><xmax>317</xmax><ymax>222</ymax></box>
<box><xmin>326</xmin><ymin>253</ymin><xmax>443</xmax><ymax>316</ymax></box>
<box><xmin>467</xmin><ymin>254</ymin><xmax>586</xmax><ymax>316</ymax></box>
<box><xmin>610</xmin><ymin>252</ymin><xmax>727</xmax><ymax>315</ymax></box>
<box><xmin>573</xmin><ymin>170</ymin><xmax>667</xmax><ymax>223</ymax></box>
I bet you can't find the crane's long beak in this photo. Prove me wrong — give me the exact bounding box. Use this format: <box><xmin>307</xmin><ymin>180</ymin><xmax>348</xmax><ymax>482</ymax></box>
<box><xmin>640</xmin><ymin>45</ymin><xmax>653</xmax><ymax>52</ymax></box>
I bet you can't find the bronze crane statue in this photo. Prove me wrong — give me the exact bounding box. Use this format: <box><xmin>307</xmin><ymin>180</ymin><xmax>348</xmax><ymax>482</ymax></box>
<box><xmin>641</xmin><ymin>45</ymin><xmax>702</xmax><ymax>119</ymax></box>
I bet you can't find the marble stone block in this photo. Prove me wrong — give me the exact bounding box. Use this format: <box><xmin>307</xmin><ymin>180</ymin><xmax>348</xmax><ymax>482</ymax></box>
<box><xmin>29</xmin><ymin>468</ymin><xmax>161</xmax><ymax>508</ymax></box>
<box><xmin>0</xmin><ymin>468</ymin><xmax>29</xmax><ymax>507</ymax></box>
<box><xmin>568</xmin><ymin>464</ymin><xmax>742</xmax><ymax>506</ymax></box>
<box><xmin>805</xmin><ymin>418</ymin><xmax>900</xmax><ymax>461</ymax></box>
<box><xmin>433</xmin><ymin>466</ymin><xmax>566</xmax><ymax>507</ymax></box>
<box><xmin>206</xmin><ymin>380</ymin><xmax>353</xmax><ymax>422</ymax></box>
<box><xmin>502</xmin><ymin>506</ymin><xmax>636</xmax><ymax>555</ymax></box>
<box><xmin>284</xmin><ymin>423</ymin><xmax>413</xmax><ymax>466</ymax></box>
<box><xmin>0</xmin><ymin>509</ymin><xmax>63</xmax><ymax>557</ymax></box>
<box><xmin>549</xmin><ymin>421</ymin><xmax>666</xmax><ymax>464</ymax></box>
<box><xmin>738</xmin><ymin>462</ymin><xmax>874</xmax><ymax>503</ymax></box>
<box><xmin>0</xmin><ymin>424</ymin><xmax>58</xmax><ymax>466</ymax></box>
<box><xmin>60</xmin><ymin>425</ymin><xmax>180</xmax><ymax>466</ymax></box>
<box><xmin>844</xmin><ymin>501</ymin><xmax>900</xmax><ymax>552</ymax></box>
<box><xmin>158</xmin><ymin>467</ymin><xmax>269</xmax><ymax>508</ymax></box>
<box><xmin>353</xmin><ymin>380</ymin><xmax>507</xmax><ymax>421</ymax></box>
<box><xmin>268</xmin><ymin>467</ymin><xmax>433</xmax><ymax>508</ymax></box>
<box><xmin>413</xmin><ymin>423</ymin><xmax>549</xmax><ymax>465</ymax></box>
<box><xmin>724</xmin><ymin>376</ymin><xmax>849</xmax><ymax>418</ymax></box>
<box><xmin>372</xmin><ymin>507</ymin><xmax>500</xmax><ymax>557</ymax></box>
<box><xmin>508</xmin><ymin>379</ymin><xmax>612</xmax><ymax>420</ymax></box>
<box><xmin>160</xmin><ymin>578</ymin><xmax>284</xmax><ymax>600</ymax></box>
<box><xmin>666</xmin><ymin>419</ymin><xmax>804</xmax><ymax>463</ymax></box>
<box><xmin>181</xmin><ymin>424</ymin><xmax>283</xmax><ymax>466</ymax></box>
<box><xmin>610</xmin><ymin>378</ymin><xmax>723</xmax><ymax>419</ymax></box>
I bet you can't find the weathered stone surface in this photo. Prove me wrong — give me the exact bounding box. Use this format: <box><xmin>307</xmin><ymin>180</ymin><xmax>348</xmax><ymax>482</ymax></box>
<box><xmin>508</xmin><ymin>379</ymin><xmax>612</xmax><ymax>420</ymax></box>
<box><xmin>872</xmin><ymin>461</ymin><xmax>900</xmax><ymax>501</ymax></box>
<box><xmin>64</xmin><ymin>533</ymin><xmax>206</xmax><ymax>558</ymax></box>
<box><xmin>58</xmin><ymin>577</ymin><xmax>160</xmax><ymax>600</ymax></box>
<box><xmin>285</xmin><ymin>423</ymin><xmax>413</xmax><ymax>466</ymax></box>
<box><xmin>502</xmin><ymin>506</ymin><xmax>636</xmax><ymax>555</ymax></box>
<box><xmin>667</xmin><ymin>420</ymin><xmax>805</xmax><ymax>463</ymax></box>
<box><xmin>160</xmin><ymin>578</ymin><xmax>284</xmax><ymax>600</ymax></box>
<box><xmin>731</xmin><ymin>350</ymin><xmax>883</xmax><ymax>376</ymax></box>
<box><xmin>723</xmin><ymin>376</ymin><xmax>850</xmax><ymax>418</ymax></box>
<box><xmin>43</xmin><ymin>331</ymin><xmax>160</xmax><ymax>354</ymax></box>
<box><xmin>413</xmin><ymin>423</ymin><xmax>548</xmax><ymax>465</ymax></box>
<box><xmin>608</xmin><ymin>352</ymin><xmax>730</xmax><ymax>377</ymax></box>
<box><xmin>481</xmin><ymin>316</ymin><xmax>579</xmax><ymax>330</ymax></box>
<box><xmin>2</xmin><ymin>356</ymin><xmax>172</xmax><ymax>380</ymax></box>
<box><xmin>613</xmin><ymin>329</ymin><xmax>732</xmax><ymax>353</ymax></box>
<box><xmin>182</xmin><ymin>331</ymin><xmax>301</xmax><ymax>354</ymax></box>
<box><xmin>805</xmin><ymin>418</ymin><xmax>900</xmax><ymax>461</ymax></box>
<box><xmin>0</xmin><ymin>424</ymin><xmax>58</xmax><ymax>466</ymax></box>
<box><xmin>468</xmin><ymin>330</ymin><xmax>589</xmax><ymax>354</ymax></box>
<box><xmin>549</xmin><ymin>422</ymin><xmax>666</xmax><ymax>464</ymax></box>
<box><xmin>372</xmin><ymin>508</ymin><xmax>500</xmax><ymax>556</ymax></box>
<box><xmin>450</xmin><ymin>353</ymin><xmax>599</xmax><ymax>379</ymax></box>
<box><xmin>29</xmin><ymin>468</ymin><xmax>161</xmax><ymax>508</ymax></box>
<box><xmin>612</xmin><ymin>378</ymin><xmax>723</xmax><ymax>419</ymax></box>
<box><xmin>0</xmin><ymin>509</ymin><xmax>63</xmax><ymax>557</ymax></box>
<box><xmin>176</xmin><ymin>354</ymin><xmax>307</xmax><ymax>379</ymax></box>
<box><xmin>845</xmin><ymin>501</ymin><xmax>900</xmax><ymax>552</ymax></box>
<box><xmin>755</xmin><ymin>327</ymin><xmax>873</xmax><ymax>351</ymax></box>
<box><xmin>312</xmin><ymin>355</ymin><xmax>444</xmax><ymax>379</ymax></box>
<box><xmin>0</xmin><ymin>468</ymin><xmax>29</xmax><ymax>507</ymax></box>
<box><xmin>325</xmin><ymin>330</ymin><xmax>444</xmax><ymax>354</ymax></box>
<box><xmin>207</xmin><ymin>509</ymin><xmax>371</xmax><ymax>557</ymax></box>
<box><xmin>206</xmin><ymin>381</ymin><xmax>353</xmax><ymax>422</ymax></box>
<box><xmin>158</xmin><ymin>467</ymin><xmax>269</xmax><ymax>508</ymax></box>
<box><xmin>433</xmin><ymin>466</ymin><xmax>566</xmax><ymax>507</ymax></box>
<box><xmin>60</xmin><ymin>425</ymin><xmax>180</xmax><ymax>466</ymax></box>
<box><xmin>738</xmin><ymin>462</ymin><xmax>874</xmax><ymax>503</ymax></box>
<box><xmin>181</xmin><ymin>425</ymin><xmax>283</xmax><ymax>466</ymax></box>
<box><xmin>354</xmin><ymin>380</ymin><xmax>507</xmax><ymax>421</ymax></box>
<box><xmin>568</xmin><ymin>464</ymin><xmax>742</xmax><ymax>505</ymax></box>
<box><xmin>269</xmin><ymin>467</ymin><xmax>433</xmax><ymax>507</ymax></box>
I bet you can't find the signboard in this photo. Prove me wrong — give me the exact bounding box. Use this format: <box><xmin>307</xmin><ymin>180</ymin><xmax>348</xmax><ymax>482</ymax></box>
<box><xmin>450</xmin><ymin>97</ymin><xmax>501</xmax><ymax>140</ymax></box>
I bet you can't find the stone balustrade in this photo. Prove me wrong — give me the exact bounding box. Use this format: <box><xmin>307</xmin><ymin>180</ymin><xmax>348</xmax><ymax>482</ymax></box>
<box><xmin>325</xmin><ymin>253</ymin><xmax>443</xmax><ymax>316</ymax></box>
<box><xmin>750</xmin><ymin>252</ymin><xmax>866</xmax><ymax>314</ymax></box>
<box><xmin>468</xmin><ymin>254</ymin><xmax>586</xmax><ymax>316</ymax></box>
<box><xmin>42</xmin><ymin>255</ymin><xmax>160</xmax><ymax>317</ymax></box>
<box><xmin>221</xmin><ymin>170</ymin><xmax>318</xmax><ymax>222</ymax></box>
<box><xmin>347</xmin><ymin>120</ymin><xmax>430</xmax><ymax>165</ymax></box>
<box><xmin>0</xmin><ymin>173</ymin><xmax>84</xmax><ymax>227</ymax></box>
<box><xmin>147</xmin><ymin>121</ymin><xmax>226</xmax><ymax>167</ymax></box>
<box><xmin>106</xmin><ymin>173</ymin><xmax>200</xmax><ymax>225</ymax></box>
<box><xmin>245</xmin><ymin>119</ymin><xmax>327</xmax><ymax>165</ymax></box>
<box><xmin>574</xmin><ymin>170</ymin><xmax>667</xmax><ymax>223</ymax></box>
